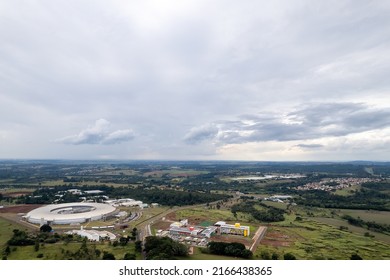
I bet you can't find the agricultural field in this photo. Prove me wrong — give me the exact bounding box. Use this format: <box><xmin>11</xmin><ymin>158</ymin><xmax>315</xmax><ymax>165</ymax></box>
<box><xmin>95</xmin><ymin>169</ymin><xmax>139</xmax><ymax>176</ymax></box>
<box><xmin>39</xmin><ymin>180</ymin><xmax>130</xmax><ymax>188</ymax></box>
<box><xmin>143</xmin><ymin>169</ymin><xmax>209</xmax><ymax>178</ymax></box>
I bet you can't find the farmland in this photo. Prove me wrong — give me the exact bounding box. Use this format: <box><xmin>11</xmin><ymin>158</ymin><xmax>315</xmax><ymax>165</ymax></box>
<box><xmin>1</xmin><ymin>160</ymin><xmax>390</xmax><ymax>260</ymax></box>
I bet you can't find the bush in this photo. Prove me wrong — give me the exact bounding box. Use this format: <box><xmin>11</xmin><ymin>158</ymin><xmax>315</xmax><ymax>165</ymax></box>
<box><xmin>40</xmin><ymin>224</ymin><xmax>52</xmax><ymax>233</ymax></box>
<box><xmin>283</xmin><ymin>252</ymin><xmax>296</xmax><ymax>260</ymax></box>
<box><xmin>102</xmin><ymin>252</ymin><xmax>116</xmax><ymax>260</ymax></box>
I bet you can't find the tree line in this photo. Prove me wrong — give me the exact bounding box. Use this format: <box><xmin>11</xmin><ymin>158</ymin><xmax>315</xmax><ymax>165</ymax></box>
<box><xmin>231</xmin><ymin>200</ymin><xmax>285</xmax><ymax>222</ymax></box>
<box><xmin>342</xmin><ymin>215</ymin><xmax>390</xmax><ymax>234</ymax></box>
<box><xmin>207</xmin><ymin>241</ymin><xmax>252</xmax><ymax>259</ymax></box>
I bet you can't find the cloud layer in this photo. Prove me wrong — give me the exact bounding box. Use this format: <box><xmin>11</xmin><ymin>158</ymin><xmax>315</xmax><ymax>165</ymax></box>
<box><xmin>0</xmin><ymin>1</ymin><xmax>389</xmax><ymax>160</ymax></box>
<box><xmin>57</xmin><ymin>119</ymin><xmax>134</xmax><ymax>145</ymax></box>
<box><xmin>184</xmin><ymin>103</ymin><xmax>390</xmax><ymax>145</ymax></box>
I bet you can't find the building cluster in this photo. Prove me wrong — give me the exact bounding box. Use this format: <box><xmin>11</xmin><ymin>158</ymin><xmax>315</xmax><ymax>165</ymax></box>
<box><xmin>264</xmin><ymin>195</ymin><xmax>293</xmax><ymax>203</ymax></box>
<box><xmin>157</xmin><ymin>219</ymin><xmax>250</xmax><ymax>247</ymax></box>
<box><xmin>104</xmin><ymin>198</ymin><xmax>148</xmax><ymax>208</ymax></box>
<box><xmin>295</xmin><ymin>177</ymin><xmax>381</xmax><ymax>192</ymax></box>
<box><xmin>65</xmin><ymin>226</ymin><xmax>116</xmax><ymax>241</ymax></box>
<box><xmin>57</xmin><ymin>189</ymin><xmax>158</xmax><ymax>209</ymax></box>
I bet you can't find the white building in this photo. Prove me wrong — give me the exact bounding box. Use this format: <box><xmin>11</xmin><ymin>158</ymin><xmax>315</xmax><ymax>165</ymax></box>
<box><xmin>66</xmin><ymin>228</ymin><xmax>116</xmax><ymax>241</ymax></box>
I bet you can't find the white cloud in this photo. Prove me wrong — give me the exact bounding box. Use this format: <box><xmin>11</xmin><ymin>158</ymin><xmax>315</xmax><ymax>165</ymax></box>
<box><xmin>183</xmin><ymin>124</ymin><xmax>219</xmax><ymax>144</ymax></box>
<box><xmin>57</xmin><ymin>119</ymin><xmax>135</xmax><ymax>145</ymax></box>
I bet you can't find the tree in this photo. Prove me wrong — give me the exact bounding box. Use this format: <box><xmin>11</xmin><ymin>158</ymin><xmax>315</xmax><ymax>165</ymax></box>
<box><xmin>34</xmin><ymin>240</ymin><xmax>40</xmax><ymax>252</ymax></box>
<box><xmin>40</xmin><ymin>224</ymin><xmax>52</xmax><ymax>233</ymax></box>
<box><xmin>119</xmin><ymin>236</ymin><xmax>129</xmax><ymax>246</ymax></box>
<box><xmin>135</xmin><ymin>241</ymin><xmax>142</xmax><ymax>253</ymax></box>
<box><xmin>283</xmin><ymin>252</ymin><xmax>296</xmax><ymax>260</ymax></box>
<box><xmin>350</xmin><ymin>253</ymin><xmax>363</xmax><ymax>260</ymax></box>
<box><xmin>3</xmin><ymin>246</ymin><xmax>11</xmax><ymax>257</ymax></box>
<box><xmin>144</xmin><ymin>236</ymin><xmax>188</xmax><ymax>260</ymax></box>
<box><xmin>123</xmin><ymin>253</ymin><xmax>136</xmax><ymax>260</ymax></box>
<box><xmin>260</xmin><ymin>250</ymin><xmax>270</xmax><ymax>260</ymax></box>
<box><xmin>102</xmin><ymin>252</ymin><xmax>116</xmax><ymax>260</ymax></box>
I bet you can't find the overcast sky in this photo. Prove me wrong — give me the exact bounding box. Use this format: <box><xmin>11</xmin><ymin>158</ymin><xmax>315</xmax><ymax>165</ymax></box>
<box><xmin>1</xmin><ymin>0</ymin><xmax>390</xmax><ymax>161</ymax></box>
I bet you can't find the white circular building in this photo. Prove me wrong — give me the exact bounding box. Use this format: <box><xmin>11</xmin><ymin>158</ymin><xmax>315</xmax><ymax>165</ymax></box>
<box><xmin>25</xmin><ymin>202</ymin><xmax>117</xmax><ymax>225</ymax></box>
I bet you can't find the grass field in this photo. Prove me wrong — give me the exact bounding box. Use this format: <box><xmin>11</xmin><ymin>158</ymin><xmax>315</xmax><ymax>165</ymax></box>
<box><xmin>182</xmin><ymin>247</ymin><xmax>244</xmax><ymax>260</ymax></box>
<box><xmin>310</xmin><ymin>217</ymin><xmax>390</xmax><ymax>244</ymax></box>
<box><xmin>132</xmin><ymin>206</ymin><xmax>170</xmax><ymax>227</ymax></box>
<box><xmin>292</xmin><ymin>220</ymin><xmax>390</xmax><ymax>259</ymax></box>
<box><xmin>334</xmin><ymin>185</ymin><xmax>361</xmax><ymax>196</ymax></box>
<box><xmin>4</xmin><ymin>241</ymin><xmax>139</xmax><ymax>260</ymax></box>
<box><xmin>336</xmin><ymin>209</ymin><xmax>390</xmax><ymax>224</ymax></box>
<box><xmin>260</xmin><ymin>201</ymin><xmax>289</xmax><ymax>210</ymax></box>
<box><xmin>256</xmin><ymin>219</ymin><xmax>390</xmax><ymax>260</ymax></box>
<box><xmin>173</xmin><ymin>208</ymin><xmax>238</xmax><ymax>224</ymax></box>
<box><xmin>0</xmin><ymin>217</ymin><xmax>29</xmax><ymax>251</ymax></box>
<box><xmin>0</xmin><ymin>216</ymin><xmax>140</xmax><ymax>260</ymax></box>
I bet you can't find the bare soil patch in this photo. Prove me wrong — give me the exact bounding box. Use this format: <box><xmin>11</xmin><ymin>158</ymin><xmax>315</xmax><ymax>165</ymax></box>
<box><xmin>260</xmin><ymin>230</ymin><xmax>293</xmax><ymax>247</ymax></box>
<box><xmin>210</xmin><ymin>234</ymin><xmax>253</xmax><ymax>248</ymax></box>
<box><xmin>153</xmin><ymin>220</ymin><xmax>172</xmax><ymax>230</ymax></box>
<box><xmin>0</xmin><ymin>204</ymin><xmax>42</xmax><ymax>214</ymax></box>
<box><xmin>3</xmin><ymin>191</ymin><xmax>33</xmax><ymax>197</ymax></box>
<box><xmin>165</xmin><ymin>212</ymin><xmax>177</xmax><ymax>221</ymax></box>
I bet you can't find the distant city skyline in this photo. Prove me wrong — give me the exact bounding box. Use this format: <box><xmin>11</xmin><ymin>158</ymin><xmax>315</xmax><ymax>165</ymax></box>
<box><xmin>1</xmin><ymin>1</ymin><xmax>390</xmax><ymax>161</ymax></box>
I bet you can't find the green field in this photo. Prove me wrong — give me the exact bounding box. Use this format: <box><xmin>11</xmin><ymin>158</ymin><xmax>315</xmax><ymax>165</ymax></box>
<box><xmin>260</xmin><ymin>201</ymin><xmax>289</xmax><ymax>210</ymax></box>
<box><xmin>183</xmin><ymin>247</ymin><xmax>244</xmax><ymax>260</ymax></box>
<box><xmin>174</xmin><ymin>208</ymin><xmax>238</xmax><ymax>223</ymax></box>
<box><xmin>144</xmin><ymin>169</ymin><xmax>209</xmax><ymax>177</ymax></box>
<box><xmin>4</xmin><ymin>241</ymin><xmax>139</xmax><ymax>260</ymax></box>
<box><xmin>0</xmin><ymin>217</ymin><xmax>28</xmax><ymax>251</ymax></box>
<box><xmin>337</xmin><ymin>209</ymin><xmax>390</xmax><ymax>224</ymax></box>
<box><xmin>256</xmin><ymin>219</ymin><xmax>390</xmax><ymax>260</ymax></box>
<box><xmin>0</xmin><ymin>216</ymin><xmax>140</xmax><ymax>260</ymax></box>
<box><xmin>310</xmin><ymin>217</ymin><xmax>390</xmax><ymax>244</ymax></box>
<box><xmin>334</xmin><ymin>185</ymin><xmax>361</xmax><ymax>196</ymax></box>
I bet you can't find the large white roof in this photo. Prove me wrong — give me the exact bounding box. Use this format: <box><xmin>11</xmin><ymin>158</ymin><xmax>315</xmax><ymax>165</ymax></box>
<box><xmin>25</xmin><ymin>202</ymin><xmax>116</xmax><ymax>225</ymax></box>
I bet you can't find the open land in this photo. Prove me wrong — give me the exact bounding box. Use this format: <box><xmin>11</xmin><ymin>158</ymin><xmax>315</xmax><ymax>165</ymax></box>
<box><xmin>1</xmin><ymin>160</ymin><xmax>390</xmax><ymax>260</ymax></box>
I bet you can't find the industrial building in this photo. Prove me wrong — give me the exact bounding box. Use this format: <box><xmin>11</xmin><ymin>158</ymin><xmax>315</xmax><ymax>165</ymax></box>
<box><xmin>66</xmin><ymin>227</ymin><xmax>116</xmax><ymax>241</ymax></box>
<box><xmin>215</xmin><ymin>221</ymin><xmax>250</xmax><ymax>237</ymax></box>
<box><xmin>24</xmin><ymin>202</ymin><xmax>117</xmax><ymax>225</ymax></box>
